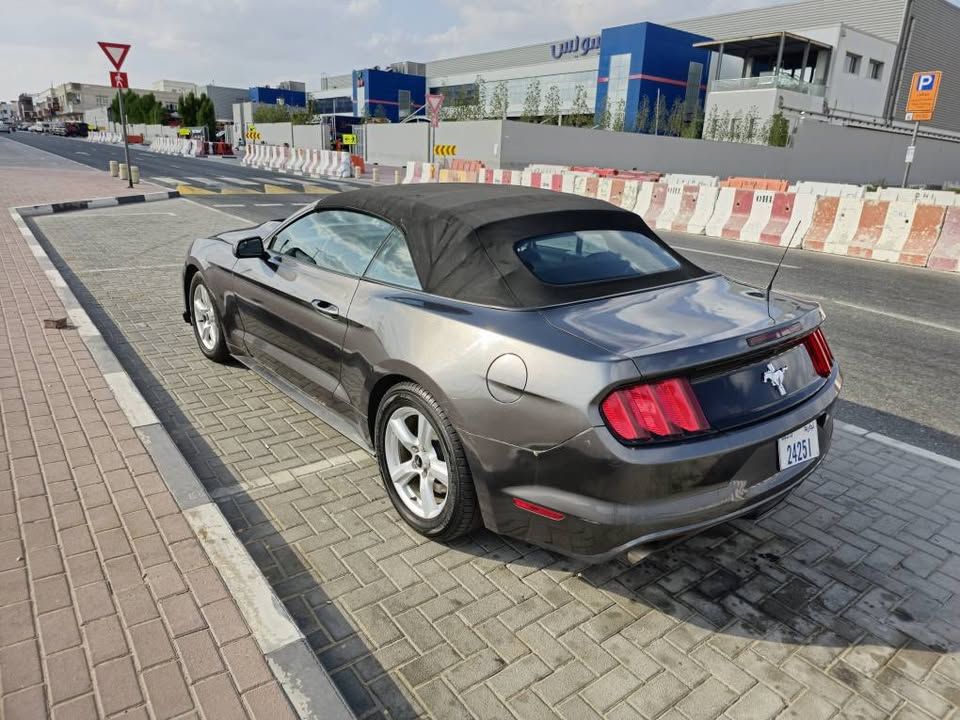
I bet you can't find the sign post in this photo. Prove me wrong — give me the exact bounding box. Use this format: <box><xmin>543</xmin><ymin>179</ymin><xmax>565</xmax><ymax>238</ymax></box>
<box><xmin>902</xmin><ymin>70</ymin><xmax>942</xmax><ymax>188</ymax></box>
<box><xmin>98</xmin><ymin>41</ymin><xmax>133</xmax><ymax>188</ymax></box>
<box><xmin>426</xmin><ymin>94</ymin><xmax>444</xmax><ymax>165</ymax></box>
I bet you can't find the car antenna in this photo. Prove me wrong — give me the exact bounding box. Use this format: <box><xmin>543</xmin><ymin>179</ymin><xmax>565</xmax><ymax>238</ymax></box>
<box><xmin>765</xmin><ymin>229</ymin><xmax>797</xmax><ymax>321</ymax></box>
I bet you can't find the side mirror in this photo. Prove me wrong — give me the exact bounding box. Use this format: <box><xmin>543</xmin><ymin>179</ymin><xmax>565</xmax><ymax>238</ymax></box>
<box><xmin>235</xmin><ymin>236</ymin><xmax>264</xmax><ymax>259</ymax></box>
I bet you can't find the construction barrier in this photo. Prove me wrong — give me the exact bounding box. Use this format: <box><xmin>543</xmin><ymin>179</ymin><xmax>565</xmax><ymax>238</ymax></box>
<box><xmin>739</xmin><ymin>191</ymin><xmax>776</xmax><ymax>243</ymax></box>
<box><xmin>800</xmin><ymin>197</ymin><xmax>841</xmax><ymax>252</ymax></box>
<box><xmin>754</xmin><ymin>192</ymin><xmax>798</xmax><ymax>246</ymax></box>
<box><xmin>663</xmin><ymin>185</ymin><xmax>701</xmax><ymax>232</ymax></box>
<box><xmin>704</xmin><ymin>188</ymin><xmax>753</xmax><ymax>239</ymax></box>
<box><xmin>539</xmin><ymin>173</ymin><xmax>564</xmax><ymax>192</ymax></box>
<box><xmin>815</xmin><ymin>197</ymin><xmax>864</xmax><ymax>255</ymax></box>
<box><xmin>874</xmin><ymin>203</ymin><xmax>946</xmax><ymax>266</ymax></box>
<box><xmin>663</xmin><ymin>173</ymin><xmax>720</xmax><ymax>187</ymax></box>
<box><xmin>655</xmin><ymin>185</ymin><xmax>687</xmax><ymax>230</ymax></box>
<box><xmin>794</xmin><ymin>181</ymin><xmax>865</xmax><ymax>198</ymax></box>
<box><xmin>722</xmin><ymin>177</ymin><xmax>790</xmax><ymax>192</ymax></box>
<box><xmin>401</xmin><ymin>161</ymin><xmax>437</xmax><ymax>183</ymax></box>
<box><xmin>685</xmin><ymin>186</ymin><xmax>720</xmax><ymax>235</ymax></box>
<box><xmin>927</xmin><ymin>206</ymin><xmax>960</xmax><ymax>272</ymax></box>
<box><xmin>635</xmin><ymin>183</ymin><xmax>668</xmax><ymax>226</ymax></box>
<box><xmin>620</xmin><ymin>180</ymin><xmax>641</xmax><ymax>213</ymax></box>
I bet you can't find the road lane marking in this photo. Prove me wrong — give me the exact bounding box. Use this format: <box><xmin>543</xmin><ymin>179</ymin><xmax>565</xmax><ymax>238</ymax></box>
<box><xmin>75</xmin><ymin>151</ymin><xmax>89</xmax><ymax>155</ymax></box>
<box><xmin>254</xmin><ymin>203</ymin><xmax>284</xmax><ymax>207</ymax></box>
<box><xmin>253</xmin><ymin>176</ymin><xmax>292</xmax><ymax>184</ymax></box>
<box><xmin>186</xmin><ymin>176</ymin><xmax>222</xmax><ymax>185</ymax></box>
<box><xmin>213</xmin><ymin>203</ymin><xmax>244</xmax><ymax>207</ymax></box>
<box><xmin>674</xmin><ymin>245</ymin><xmax>801</xmax><ymax>269</ymax></box>
<box><xmin>217</xmin><ymin>176</ymin><xmax>257</xmax><ymax>185</ymax></box>
<box><xmin>786</xmin><ymin>293</ymin><xmax>960</xmax><ymax>334</ymax></box>
<box><xmin>150</xmin><ymin>176</ymin><xmax>180</xmax><ymax>185</ymax></box>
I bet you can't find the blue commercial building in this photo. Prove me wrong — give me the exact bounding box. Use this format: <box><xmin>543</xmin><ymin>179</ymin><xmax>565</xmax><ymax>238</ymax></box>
<box><xmin>352</xmin><ymin>68</ymin><xmax>426</xmax><ymax>122</ymax></box>
<box><xmin>248</xmin><ymin>86</ymin><xmax>307</xmax><ymax>108</ymax></box>
<box><xmin>594</xmin><ymin>23</ymin><xmax>712</xmax><ymax>129</ymax></box>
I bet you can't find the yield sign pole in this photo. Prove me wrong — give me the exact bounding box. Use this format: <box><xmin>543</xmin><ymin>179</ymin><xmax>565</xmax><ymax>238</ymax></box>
<box><xmin>98</xmin><ymin>41</ymin><xmax>133</xmax><ymax>188</ymax></box>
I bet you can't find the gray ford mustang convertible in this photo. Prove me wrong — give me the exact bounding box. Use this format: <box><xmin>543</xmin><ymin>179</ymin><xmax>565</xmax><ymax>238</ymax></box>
<box><xmin>182</xmin><ymin>183</ymin><xmax>840</xmax><ymax>562</ymax></box>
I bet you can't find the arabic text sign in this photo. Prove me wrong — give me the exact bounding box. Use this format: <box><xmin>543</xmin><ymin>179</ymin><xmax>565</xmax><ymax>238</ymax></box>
<box><xmin>905</xmin><ymin>70</ymin><xmax>942</xmax><ymax>122</ymax></box>
<box><xmin>551</xmin><ymin>34</ymin><xmax>601</xmax><ymax>60</ymax></box>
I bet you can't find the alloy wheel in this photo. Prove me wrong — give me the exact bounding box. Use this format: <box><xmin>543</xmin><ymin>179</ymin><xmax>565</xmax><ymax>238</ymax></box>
<box><xmin>193</xmin><ymin>284</ymin><xmax>219</xmax><ymax>352</ymax></box>
<box><xmin>384</xmin><ymin>407</ymin><xmax>449</xmax><ymax>519</ymax></box>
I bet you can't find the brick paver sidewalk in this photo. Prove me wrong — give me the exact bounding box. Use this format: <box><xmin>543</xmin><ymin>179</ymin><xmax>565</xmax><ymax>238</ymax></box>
<box><xmin>0</xmin><ymin>152</ymin><xmax>300</xmax><ymax>716</ymax></box>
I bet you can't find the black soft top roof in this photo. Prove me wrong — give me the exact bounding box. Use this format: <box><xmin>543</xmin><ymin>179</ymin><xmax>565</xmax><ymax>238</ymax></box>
<box><xmin>321</xmin><ymin>183</ymin><xmax>705</xmax><ymax>308</ymax></box>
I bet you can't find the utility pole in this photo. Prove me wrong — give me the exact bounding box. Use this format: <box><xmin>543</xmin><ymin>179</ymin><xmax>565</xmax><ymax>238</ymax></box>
<box><xmin>117</xmin><ymin>89</ymin><xmax>133</xmax><ymax>189</ymax></box>
<box><xmin>901</xmin><ymin>121</ymin><xmax>919</xmax><ymax>188</ymax></box>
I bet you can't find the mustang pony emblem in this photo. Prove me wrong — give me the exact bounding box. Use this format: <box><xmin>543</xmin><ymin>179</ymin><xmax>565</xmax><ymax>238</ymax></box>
<box><xmin>763</xmin><ymin>363</ymin><xmax>788</xmax><ymax>396</ymax></box>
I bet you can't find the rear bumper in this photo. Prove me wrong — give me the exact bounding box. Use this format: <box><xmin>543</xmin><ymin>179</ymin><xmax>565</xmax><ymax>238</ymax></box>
<box><xmin>465</xmin><ymin>369</ymin><xmax>840</xmax><ymax>563</ymax></box>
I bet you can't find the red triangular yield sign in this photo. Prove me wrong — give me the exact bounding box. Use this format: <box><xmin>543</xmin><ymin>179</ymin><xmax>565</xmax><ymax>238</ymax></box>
<box><xmin>98</xmin><ymin>41</ymin><xmax>131</xmax><ymax>71</ymax></box>
<box><xmin>426</xmin><ymin>94</ymin><xmax>444</xmax><ymax>112</ymax></box>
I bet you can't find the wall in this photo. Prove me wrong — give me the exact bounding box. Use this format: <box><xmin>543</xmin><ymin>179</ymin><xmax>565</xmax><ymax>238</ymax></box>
<box><xmin>496</xmin><ymin>118</ymin><xmax>960</xmax><ymax>185</ymax></box>
<box><xmin>364</xmin><ymin>120</ymin><xmax>503</xmax><ymax>166</ymax></box>
<box><xmin>357</xmin><ymin>69</ymin><xmax>426</xmax><ymax>122</ymax></box>
<box><xmin>291</xmin><ymin>124</ymin><xmax>330</xmax><ymax>150</ymax></box>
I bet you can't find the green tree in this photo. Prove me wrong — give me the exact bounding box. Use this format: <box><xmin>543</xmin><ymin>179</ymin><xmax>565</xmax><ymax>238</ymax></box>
<box><xmin>681</xmin><ymin>102</ymin><xmax>705</xmax><ymax>139</ymax></box>
<box><xmin>109</xmin><ymin>90</ymin><xmax>166</xmax><ymax>124</ymax></box>
<box><xmin>252</xmin><ymin>104</ymin><xmax>292</xmax><ymax>123</ymax></box>
<box><xmin>543</xmin><ymin>85</ymin><xmax>561</xmax><ymax>124</ymax></box>
<box><xmin>767</xmin><ymin>112</ymin><xmax>790</xmax><ymax>146</ymax></box>
<box><xmin>651</xmin><ymin>94</ymin><xmax>667</xmax><ymax>135</ymax></box>
<box><xmin>290</xmin><ymin>110</ymin><xmax>311</xmax><ymax>125</ymax></box>
<box><xmin>521</xmin><ymin>79</ymin><xmax>541</xmax><ymax>121</ymax></box>
<box><xmin>197</xmin><ymin>94</ymin><xmax>216</xmax><ymax>139</ymax></box>
<box><xmin>178</xmin><ymin>92</ymin><xmax>200</xmax><ymax>126</ymax></box>
<box><xmin>474</xmin><ymin>76</ymin><xmax>488</xmax><ymax>119</ymax></box>
<box><xmin>633</xmin><ymin>95</ymin><xmax>651</xmax><ymax>133</ymax></box>
<box><xmin>718</xmin><ymin>110</ymin><xmax>732</xmax><ymax>141</ymax></box>
<box><xmin>570</xmin><ymin>84</ymin><xmax>591</xmax><ymax>127</ymax></box>
<box><xmin>489</xmin><ymin>81</ymin><xmax>508</xmax><ymax>119</ymax></box>
<box><xmin>611</xmin><ymin>98</ymin><xmax>626</xmax><ymax>132</ymax></box>
<box><xmin>596</xmin><ymin>100</ymin><xmax>611</xmax><ymax>130</ymax></box>
<box><xmin>667</xmin><ymin>98</ymin><xmax>685</xmax><ymax>136</ymax></box>
<box><xmin>703</xmin><ymin>107</ymin><xmax>719</xmax><ymax>140</ymax></box>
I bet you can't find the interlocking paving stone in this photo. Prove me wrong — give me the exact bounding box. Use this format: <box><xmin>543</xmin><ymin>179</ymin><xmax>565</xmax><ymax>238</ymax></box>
<box><xmin>29</xmin><ymin>198</ymin><xmax>960</xmax><ymax>718</ymax></box>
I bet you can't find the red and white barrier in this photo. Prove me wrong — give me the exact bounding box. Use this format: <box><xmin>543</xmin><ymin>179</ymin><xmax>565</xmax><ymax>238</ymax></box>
<box><xmin>539</xmin><ymin>173</ymin><xmax>563</xmax><ymax>192</ymax></box>
<box><xmin>705</xmin><ymin>187</ymin><xmax>754</xmax><ymax>239</ymax></box>
<box><xmin>801</xmin><ymin>197</ymin><xmax>842</xmax><ymax>252</ymax></box>
<box><xmin>241</xmin><ymin>144</ymin><xmax>254</xmax><ymax>166</ymax></box>
<box><xmin>874</xmin><ymin>203</ymin><xmax>946</xmax><ymax>266</ymax></box>
<box><xmin>739</xmin><ymin>191</ymin><xmax>776</xmax><ymax>243</ymax></box>
<box><xmin>928</xmin><ymin>206</ymin><xmax>960</xmax><ymax>272</ymax></box>
<box><xmin>663</xmin><ymin>173</ymin><xmax>719</xmax><ymax>187</ymax></box>
<box><xmin>635</xmin><ymin>183</ymin><xmax>668</xmax><ymax>226</ymax></box>
<box><xmin>685</xmin><ymin>186</ymin><xmax>720</xmax><ymax>235</ymax></box>
<box><xmin>401</xmin><ymin>161</ymin><xmax>437</xmax><ymax>183</ymax></box>
<box><xmin>620</xmin><ymin>180</ymin><xmax>641</xmax><ymax>212</ymax></box>
<box><xmin>655</xmin><ymin>185</ymin><xmax>685</xmax><ymax>230</ymax></box>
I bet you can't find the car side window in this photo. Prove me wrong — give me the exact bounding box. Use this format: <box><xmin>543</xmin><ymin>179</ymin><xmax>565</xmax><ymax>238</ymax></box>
<box><xmin>272</xmin><ymin>214</ymin><xmax>327</xmax><ymax>266</ymax></box>
<box><xmin>364</xmin><ymin>231</ymin><xmax>421</xmax><ymax>290</ymax></box>
<box><xmin>273</xmin><ymin>210</ymin><xmax>396</xmax><ymax>276</ymax></box>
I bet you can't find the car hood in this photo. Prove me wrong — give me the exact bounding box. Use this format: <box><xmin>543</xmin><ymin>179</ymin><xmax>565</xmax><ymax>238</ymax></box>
<box><xmin>539</xmin><ymin>275</ymin><xmax>822</xmax><ymax>377</ymax></box>
<box><xmin>214</xmin><ymin>220</ymin><xmax>282</xmax><ymax>246</ymax></box>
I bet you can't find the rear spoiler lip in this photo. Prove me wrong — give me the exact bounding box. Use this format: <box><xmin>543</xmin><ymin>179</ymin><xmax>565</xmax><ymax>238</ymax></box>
<box><xmin>629</xmin><ymin>309</ymin><xmax>823</xmax><ymax>380</ymax></box>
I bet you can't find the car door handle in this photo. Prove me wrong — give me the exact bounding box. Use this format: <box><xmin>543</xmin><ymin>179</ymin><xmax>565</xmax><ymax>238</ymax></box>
<box><xmin>311</xmin><ymin>299</ymin><xmax>340</xmax><ymax>317</ymax></box>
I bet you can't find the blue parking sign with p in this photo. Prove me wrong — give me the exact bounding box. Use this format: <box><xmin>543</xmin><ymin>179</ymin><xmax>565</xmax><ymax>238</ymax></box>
<box><xmin>918</xmin><ymin>73</ymin><xmax>936</xmax><ymax>91</ymax></box>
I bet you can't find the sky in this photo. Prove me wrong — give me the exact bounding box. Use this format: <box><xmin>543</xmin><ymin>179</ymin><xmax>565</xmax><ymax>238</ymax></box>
<box><xmin>3</xmin><ymin>0</ymin><xmax>794</xmax><ymax>99</ymax></box>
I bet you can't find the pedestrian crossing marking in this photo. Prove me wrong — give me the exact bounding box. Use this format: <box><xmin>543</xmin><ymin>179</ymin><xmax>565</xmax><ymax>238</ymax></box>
<box><xmin>263</xmin><ymin>184</ymin><xmax>297</xmax><ymax>194</ymax></box>
<box><xmin>219</xmin><ymin>177</ymin><xmax>258</xmax><ymax>185</ymax></box>
<box><xmin>300</xmin><ymin>184</ymin><xmax>337</xmax><ymax>194</ymax></box>
<box><xmin>218</xmin><ymin>187</ymin><xmax>261</xmax><ymax>195</ymax></box>
<box><xmin>187</xmin><ymin>177</ymin><xmax>221</xmax><ymax>185</ymax></box>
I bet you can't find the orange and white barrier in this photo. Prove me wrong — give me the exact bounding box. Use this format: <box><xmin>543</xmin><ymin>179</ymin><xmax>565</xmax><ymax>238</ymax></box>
<box><xmin>794</xmin><ymin>181</ymin><xmax>865</xmax><ymax>198</ymax></box>
<box><xmin>401</xmin><ymin>161</ymin><xmax>437</xmax><ymax>183</ymax></box>
<box><xmin>801</xmin><ymin>197</ymin><xmax>842</xmax><ymax>252</ymax></box>
<box><xmin>704</xmin><ymin>187</ymin><xmax>754</xmax><ymax>239</ymax></box>
<box><xmin>539</xmin><ymin>173</ymin><xmax>564</xmax><ymax>192</ymax></box>
<box><xmin>620</xmin><ymin>180</ymin><xmax>641</xmax><ymax>212</ymax></box>
<box><xmin>739</xmin><ymin>191</ymin><xmax>777</xmax><ymax>243</ymax></box>
<box><xmin>874</xmin><ymin>203</ymin><xmax>947</xmax><ymax>266</ymax></box>
<box><xmin>928</xmin><ymin>207</ymin><xmax>960</xmax><ymax>272</ymax></box>
<box><xmin>663</xmin><ymin>173</ymin><xmax>719</xmax><ymax>187</ymax></box>
<box><xmin>684</xmin><ymin>186</ymin><xmax>720</xmax><ymax>235</ymax></box>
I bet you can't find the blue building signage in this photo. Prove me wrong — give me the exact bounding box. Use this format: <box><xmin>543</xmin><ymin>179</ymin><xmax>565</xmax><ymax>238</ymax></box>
<box><xmin>551</xmin><ymin>34</ymin><xmax>601</xmax><ymax>60</ymax></box>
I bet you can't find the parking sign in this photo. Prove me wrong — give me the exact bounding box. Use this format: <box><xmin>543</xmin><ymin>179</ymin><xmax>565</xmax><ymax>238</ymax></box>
<box><xmin>905</xmin><ymin>70</ymin><xmax>942</xmax><ymax>121</ymax></box>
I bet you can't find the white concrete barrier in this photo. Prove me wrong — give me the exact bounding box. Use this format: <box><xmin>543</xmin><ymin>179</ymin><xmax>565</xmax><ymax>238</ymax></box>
<box><xmin>739</xmin><ymin>191</ymin><xmax>776</xmax><ymax>244</ymax></box>
<box><xmin>686</xmin><ymin>186</ymin><xmax>720</xmax><ymax>235</ymax></box>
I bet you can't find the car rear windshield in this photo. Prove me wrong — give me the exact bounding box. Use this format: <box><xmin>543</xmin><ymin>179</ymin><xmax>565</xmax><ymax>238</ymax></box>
<box><xmin>515</xmin><ymin>230</ymin><xmax>682</xmax><ymax>285</ymax></box>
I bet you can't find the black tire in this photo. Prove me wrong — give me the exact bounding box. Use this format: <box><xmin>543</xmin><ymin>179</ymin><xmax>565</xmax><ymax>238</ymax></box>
<box><xmin>189</xmin><ymin>274</ymin><xmax>230</xmax><ymax>362</ymax></box>
<box><xmin>375</xmin><ymin>382</ymin><xmax>480</xmax><ymax>541</ymax></box>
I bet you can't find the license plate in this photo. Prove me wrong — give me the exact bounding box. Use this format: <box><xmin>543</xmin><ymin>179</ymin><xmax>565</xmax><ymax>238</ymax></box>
<box><xmin>777</xmin><ymin>421</ymin><xmax>820</xmax><ymax>470</ymax></box>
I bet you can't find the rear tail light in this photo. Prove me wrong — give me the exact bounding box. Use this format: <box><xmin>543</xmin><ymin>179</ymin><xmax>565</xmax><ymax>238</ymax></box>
<box><xmin>803</xmin><ymin>328</ymin><xmax>834</xmax><ymax>377</ymax></box>
<box><xmin>600</xmin><ymin>378</ymin><xmax>709</xmax><ymax>442</ymax></box>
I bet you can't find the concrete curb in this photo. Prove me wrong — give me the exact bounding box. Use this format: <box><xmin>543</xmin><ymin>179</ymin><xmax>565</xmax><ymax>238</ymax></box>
<box><xmin>15</xmin><ymin>189</ymin><xmax>180</xmax><ymax>217</ymax></box>
<box><xmin>9</xmin><ymin>196</ymin><xmax>355</xmax><ymax>720</ymax></box>
<box><xmin>835</xmin><ymin>420</ymin><xmax>960</xmax><ymax>470</ymax></box>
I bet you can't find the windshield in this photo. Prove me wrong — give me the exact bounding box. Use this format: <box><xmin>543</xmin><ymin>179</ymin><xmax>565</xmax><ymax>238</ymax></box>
<box><xmin>515</xmin><ymin>230</ymin><xmax>682</xmax><ymax>285</ymax></box>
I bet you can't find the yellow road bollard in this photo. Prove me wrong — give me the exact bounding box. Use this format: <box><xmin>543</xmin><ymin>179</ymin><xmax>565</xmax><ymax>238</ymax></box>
<box><xmin>119</xmin><ymin>164</ymin><xmax>128</xmax><ymax>180</ymax></box>
<box><xmin>394</xmin><ymin>169</ymin><xmax>401</xmax><ymax>184</ymax></box>
<box><xmin>372</xmin><ymin>167</ymin><xmax>380</xmax><ymax>184</ymax></box>
<box><xmin>109</xmin><ymin>160</ymin><xmax>119</xmax><ymax>177</ymax></box>
<box><xmin>131</xmin><ymin>166</ymin><xmax>140</xmax><ymax>184</ymax></box>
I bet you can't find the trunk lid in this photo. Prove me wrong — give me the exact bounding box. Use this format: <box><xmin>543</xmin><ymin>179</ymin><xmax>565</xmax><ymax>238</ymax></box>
<box><xmin>540</xmin><ymin>275</ymin><xmax>828</xmax><ymax>429</ymax></box>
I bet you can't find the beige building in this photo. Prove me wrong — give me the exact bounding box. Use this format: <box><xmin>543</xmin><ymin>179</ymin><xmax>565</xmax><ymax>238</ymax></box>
<box><xmin>32</xmin><ymin>82</ymin><xmax>182</xmax><ymax>121</ymax></box>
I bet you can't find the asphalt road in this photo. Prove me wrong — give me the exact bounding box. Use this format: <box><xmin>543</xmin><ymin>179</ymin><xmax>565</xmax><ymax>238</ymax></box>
<box><xmin>8</xmin><ymin>131</ymin><xmax>960</xmax><ymax>459</ymax></box>
<box><xmin>6</xmin><ymin>130</ymin><xmax>366</xmax><ymax>195</ymax></box>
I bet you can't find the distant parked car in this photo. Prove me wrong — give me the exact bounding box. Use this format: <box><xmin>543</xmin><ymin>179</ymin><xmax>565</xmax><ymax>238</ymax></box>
<box><xmin>181</xmin><ymin>184</ymin><xmax>840</xmax><ymax>562</ymax></box>
<box><xmin>0</xmin><ymin>122</ymin><xmax>11</xmax><ymax>134</ymax></box>
<box><xmin>18</xmin><ymin>123</ymin><xmax>30</xmax><ymax>131</ymax></box>
<box><xmin>30</xmin><ymin>122</ymin><xmax>47</xmax><ymax>133</ymax></box>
